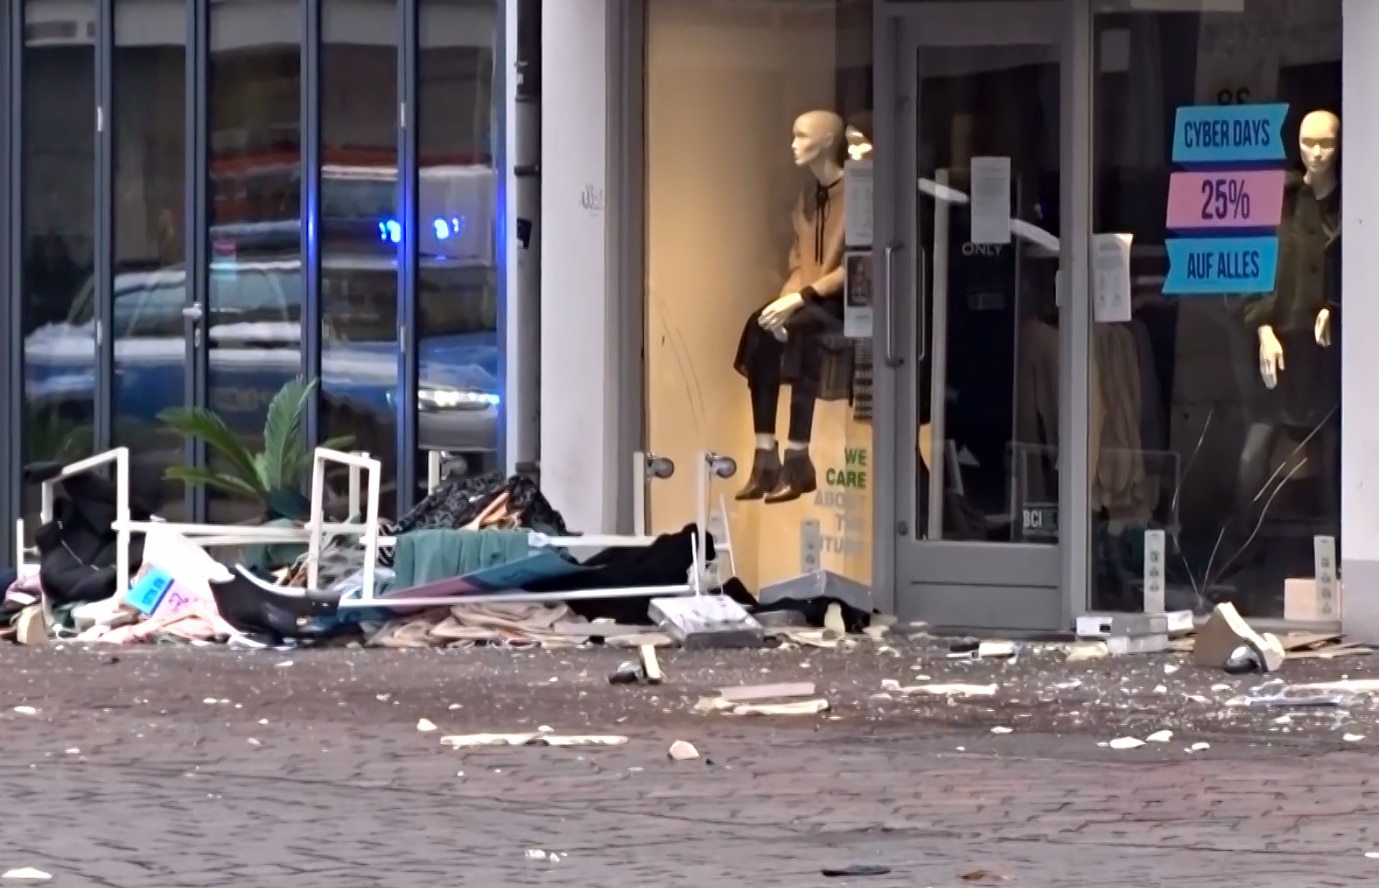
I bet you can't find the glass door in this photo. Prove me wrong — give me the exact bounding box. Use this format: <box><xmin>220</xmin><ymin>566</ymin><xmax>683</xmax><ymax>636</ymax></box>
<box><xmin>890</xmin><ymin>1</ymin><xmax>1066</xmax><ymax>629</ymax></box>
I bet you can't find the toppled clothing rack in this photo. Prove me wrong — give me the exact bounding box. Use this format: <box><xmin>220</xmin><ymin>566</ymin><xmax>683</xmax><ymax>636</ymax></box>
<box><xmin>21</xmin><ymin>447</ymin><xmax>736</xmax><ymax>611</ymax></box>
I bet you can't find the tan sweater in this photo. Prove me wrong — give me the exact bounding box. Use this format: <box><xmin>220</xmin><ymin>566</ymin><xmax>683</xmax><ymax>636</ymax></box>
<box><xmin>782</xmin><ymin>176</ymin><xmax>847</xmax><ymax>302</ymax></box>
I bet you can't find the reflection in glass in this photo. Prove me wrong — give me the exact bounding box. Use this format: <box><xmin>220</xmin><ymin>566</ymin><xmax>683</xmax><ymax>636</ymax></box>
<box><xmin>415</xmin><ymin>0</ymin><xmax>501</xmax><ymax>492</ymax></box>
<box><xmin>112</xmin><ymin>0</ymin><xmax>188</xmax><ymax>520</ymax></box>
<box><xmin>20</xmin><ymin>0</ymin><xmax>97</xmax><ymax>534</ymax></box>
<box><xmin>320</xmin><ymin>0</ymin><xmax>399</xmax><ymax>516</ymax></box>
<box><xmin>914</xmin><ymin>45</ymin><xmax>1061</xmax><ymax>543</ymax></box>
<box><xmin>206</xmin><ymin>0</ymin><xmax>302</xmax><ymax>523</ymax></box>
<box><xmin>1090</xmin><ymin>2</ymin><xmax>1342</xmax><ymax>618</ymax></box>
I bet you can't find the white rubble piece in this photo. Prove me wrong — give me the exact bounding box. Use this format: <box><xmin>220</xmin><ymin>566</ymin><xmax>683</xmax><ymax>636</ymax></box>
<box><xmin>1107</xmin><ymin>633</ymin><xmax>1170</xmax><ymax>656</ymax></box>
<box><xmin>1193</xmin><ymin>602</ymin><xmax>1285</xmax><ymax>672</ymax></box>
<box><xmin>649</xmin><ymin>596</ymin><xmax>764</xmax><ymax>649</ymax></box>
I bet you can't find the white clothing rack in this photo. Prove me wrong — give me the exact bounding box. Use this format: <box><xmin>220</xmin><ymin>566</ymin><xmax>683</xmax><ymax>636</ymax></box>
<box><xmin>22</xmin><ymin>446</ymin><xmax>735</xmax><ymax>612</ymax></box>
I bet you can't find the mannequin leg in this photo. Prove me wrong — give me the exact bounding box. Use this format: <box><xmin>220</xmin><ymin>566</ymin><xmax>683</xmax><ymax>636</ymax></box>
<box><xmin>1218</xmin><ymin>421</ymin><xmax>1279</xmax><ymax>583</ymax></box>
<box><xmin>765</xmin><ymin>323</ymin><xmax>824</xmax><ymax>504</ymax></box>
<box><xmin>735</xmin><ymin>320</ymin><xmax>784</xmax><ymax>500</ymax></box>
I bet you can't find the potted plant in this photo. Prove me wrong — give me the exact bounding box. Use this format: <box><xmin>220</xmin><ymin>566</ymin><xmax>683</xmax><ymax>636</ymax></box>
<box><xmin>157</xmin><ymin>377</ymin><xmax>355</xmax><ymax>522</ymax></box>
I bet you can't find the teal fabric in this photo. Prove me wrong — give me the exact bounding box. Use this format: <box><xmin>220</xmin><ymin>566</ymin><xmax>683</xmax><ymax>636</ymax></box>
<box><xmin>389</xmin><ymin>529</ymin><xmax>530</xmax><ymax>590</ymax></box>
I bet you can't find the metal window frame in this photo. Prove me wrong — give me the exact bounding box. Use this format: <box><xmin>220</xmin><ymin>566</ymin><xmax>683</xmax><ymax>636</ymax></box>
<box><xmin>302</xmin><ymin>0</ymin><xmax>322</xmax><ymax>451</ymax></box>
<box><xmin>95</xmin><ymin>0</ymin><xmax>114</xmax><ymax>452</ymax></box>
<box><xmin>1</xmin><ymin>2</ymin><xmax>16</xmax><ymax>566</ymax></box>
<box><xmin>396</xmin><ymin>0</ymin><xmax>420</xmax><ymax>516</ymax></box>
<box><xmin>185</xmin><ymin>0</ymin><xmax>208</xmax><ymax>521</ymax></box>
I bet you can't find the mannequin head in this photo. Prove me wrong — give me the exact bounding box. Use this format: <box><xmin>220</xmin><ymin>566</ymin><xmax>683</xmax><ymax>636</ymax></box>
<box><xmin>1299</xmin><ymin>109</ymin><xmax>1340</xmax><ymax>182</ymax></box>
<box><xmin>791</xmin><ymin>110</ymin><xmax>845</xmax><ymax>183</ymax></box>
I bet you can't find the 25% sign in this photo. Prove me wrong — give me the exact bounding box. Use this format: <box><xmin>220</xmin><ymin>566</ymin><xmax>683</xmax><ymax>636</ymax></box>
<box><xmin>1199</xmin><ymin>177</ymin><xmax>1252</xmax><ymax>222</ymax></box>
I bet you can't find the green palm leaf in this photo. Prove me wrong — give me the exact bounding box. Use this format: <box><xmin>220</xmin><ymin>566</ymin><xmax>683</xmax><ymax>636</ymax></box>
<box><xmin>261</xmin><ymin>377</ymin><xmax>314</xmax><ymax>491</ymax></box>
<box><xmin>164</xmin><ymin>465</ymin><xmax>264</xmax><ymax>501</ymax></box>
<box><xmin>157</xmin><ymin>406</ymin><xmax>264</xmax><ymax>496</ymax></box>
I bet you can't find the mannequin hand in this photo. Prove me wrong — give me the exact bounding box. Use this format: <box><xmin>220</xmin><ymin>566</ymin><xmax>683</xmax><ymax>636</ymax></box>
<box><xmin>759</xmin><ymin>292</ymin><xmax>805</xmax><ymax>331</ymax></box>
<box><xmin>1315</xmin><ymin>308</ymin><xmax>1332</xmax><ymax>347</ymax></box>
<box><xmin>1258</xmin><ymin>325</ymin><xmax>1284</xmax><ymax>390</ymax></box>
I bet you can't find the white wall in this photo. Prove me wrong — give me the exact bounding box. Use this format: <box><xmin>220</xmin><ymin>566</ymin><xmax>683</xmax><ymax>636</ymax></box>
<box><xmin>539</xmin><ymin>0</ymin><xmax>620</xmax><ymax>533</ymax></box>
<box><xmin>1342</xmin><ymin>0</ymin><xmax>1379</xmax><ymax>640</ymax></box>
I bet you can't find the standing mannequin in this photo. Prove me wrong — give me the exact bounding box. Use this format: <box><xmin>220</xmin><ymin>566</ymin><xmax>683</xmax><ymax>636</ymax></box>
<box><xmin>734</xmin><ymin>110</ymin><xmax>848</xmax><ymax>502</ymax></box>
<box><xmin>1237</xmin><ymin>109</ymin><xmax>1340</xmax><ymax>537</ymax></box>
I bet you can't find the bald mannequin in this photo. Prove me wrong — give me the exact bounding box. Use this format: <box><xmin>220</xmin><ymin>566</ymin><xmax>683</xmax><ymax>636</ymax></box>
<box><xmin>1301</xmin><ymin>110</ymin><xmax>1340</xmax><ymax>348</ymax></box>
<box><xmin>759</xmin><ymin>110</ymin><xmax>847</xmax><ymax>332</ymax></box>
<box><xmin>733</xmin><ymin>109</ymin><xmax>850</xmax><ymax>502</ymax></box>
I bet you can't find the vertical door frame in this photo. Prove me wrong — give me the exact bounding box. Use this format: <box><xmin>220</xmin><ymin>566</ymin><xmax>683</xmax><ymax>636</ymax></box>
<box><xmin>94</xmin><ymin>0</ymin><xmax>114</xmax><ymax>453</ymax></box>
<box><xmin>395</xmin><ymin>0</ymin><xmax>420</xmax><ymax>517</ymax></box>
<box><xmin>1059</xmin><ymin>0</ymin><xmax>1093</xmax><ymax>623</ymax></box>
<box><xmin>1</xmin><ymin>1</ymin><xmax>16</xmax><ymax>565</ymax></box>
<box><xmin>301</xmin><ymin>0</ymin><xmax>322</xmax><ymax>451</ymax></box>
<box><xmin>185</xmin><ymin>0</ymin><xmax>208</xmax><ymax>521</ymax></box>
<box><xmin>872</xmin><ymin>0</ymin><xmax>1093</xmax><ymax>627</ymax></box>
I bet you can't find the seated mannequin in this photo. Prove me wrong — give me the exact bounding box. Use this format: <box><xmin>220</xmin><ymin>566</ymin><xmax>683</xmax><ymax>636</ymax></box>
<box><xmin>734</xmin><ymin>110</ymin><xmax>850</xmax><ymax>504</ymax></box>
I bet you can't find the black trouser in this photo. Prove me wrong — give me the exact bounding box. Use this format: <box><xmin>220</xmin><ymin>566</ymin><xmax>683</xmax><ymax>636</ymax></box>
<box><xmin>743</xmin><ymin>327</ymin><xmax>823</xmax><ymax>443</ymax></box>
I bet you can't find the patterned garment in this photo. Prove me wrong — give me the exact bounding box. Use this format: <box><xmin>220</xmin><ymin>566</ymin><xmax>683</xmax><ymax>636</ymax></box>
<box><xmin>394</xmin><ymin>472</ymin><xmax>572</xmax><ymax>537</ymax></box>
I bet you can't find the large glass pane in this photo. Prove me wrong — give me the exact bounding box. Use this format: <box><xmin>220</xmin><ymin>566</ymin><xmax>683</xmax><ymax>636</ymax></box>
<box><xmin>206</xmin><ymin>0</ymin><xmax>302</xmax><ymax>524</ymax></box>
<box><xmin>112</xmin><ymin>0</ymin><xmax>187</xmax><ymax>520</ymax></box>
<box><xmin>319</xmin><ymin>0</ymin><xmax>399</xmax><ymax>515</ymax></box>
<box><xmin>645</xmin><ymin>0</ymin><xmax>873</xmax><ymax>590</ymax></box>
<box><xmin>20</xmin><ymin>0</ymin><xmax>96</xmax><ymax>532</ymax></box>
<box><xmin>1090</xmin><ymin>1</ymin><xmax>1342</xmax><ymax>619</ymax></box>
<box><xmin>914</xmin><ymin>40</ymin><xmax>1061</xmax><ymax>544</ymax></box>
<box><xmin>414</xmin><ymin>0</ymin><xmax>501</xmax><ymax>493</ymax></box>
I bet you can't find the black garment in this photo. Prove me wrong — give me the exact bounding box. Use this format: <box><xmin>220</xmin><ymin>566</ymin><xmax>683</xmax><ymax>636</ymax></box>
<box><xmin>735</xmin><ymin>297</ymin><xmax>847</xmax><ymax>441</ymax></box>
<box><xmin>522</xmin><ymin>524</ymin><xmax>753</xmax><ymax>624</ymax></box>
<box><xmin>1243</xmin><ymin>177</ymin><xmax>1340</xmax><ymax>428</ymax></box>
<box><xmin>27</xmin><ymin>463</ymin><xmax>151</xmax><ymax>606</ymax></box>
<box><xmin>394</xmin><ymin>471</ymin><xmax>571</xmax><ymax>536</ymax></box>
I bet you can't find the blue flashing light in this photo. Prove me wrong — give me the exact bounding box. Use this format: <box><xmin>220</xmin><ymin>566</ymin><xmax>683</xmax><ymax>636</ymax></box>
<box><xmin>377</xmin><ymin>216</ymin><xmax>466</xmax><ymax>244</ymax></box>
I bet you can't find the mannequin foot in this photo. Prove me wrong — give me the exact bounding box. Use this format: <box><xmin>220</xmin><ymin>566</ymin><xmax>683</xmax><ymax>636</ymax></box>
<box><xmin>765</xmin><ymin>449</ymin><xmax>817</xmax><ymax>503</ymax></box>
<box><xmin>734</xmin><ymin>447</ymin><xmax>781</xmax><ymax>500</ymax></box>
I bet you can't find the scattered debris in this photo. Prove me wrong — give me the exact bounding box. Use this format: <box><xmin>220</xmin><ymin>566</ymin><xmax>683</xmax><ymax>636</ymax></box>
<box><xmin>668</xmin><ymin>740</ymin><xmax>699</xmax><ymax>761</ymax></box>
<box><xmin>1345</xmin><ymin>734</ymin><xmax>1366</xmax><ymax>743</ymax></box>
<box><xmin>608</xmin><ymin>661</ymin><xmax>642</xmax><ymax>684</ymax></box>
<box><xmin>729</xmin><ymin>699</ymin><xmax>829</xmax><ymax>717</ymax></box>
<box><xmin>1108</xmin><ymin>737</ymin><xmax>1145</xmax><ymax>750</ymax></box>
<box><xmin>440</xmin><ymin>733</ymin><xmax>628</xmax><ymax>748</ymax></box>
<box><xmin>1193</xmin><ymin>602</ymin><xmax>1284</xmax><ymax>672</ymax></box>
<box><xmin>525</xmin><ymin>849</ymin><xmax>561</xmax><ymax>862</ymax></box>
<box><xmin>649</xmin><ymin>595</ymin><xmax>764</xmax><ymax>649</ymax></box>
<box><xmin>990</xmin><ymin>726</ymin><xmax>1013</xmax><ymax>735</ymax></box>
<box><xmin>638</xmin><ymin>644</ymin><xmax>663</xmax><ymax>685</ymax></box>
<box><xmin>822</xmin><ymin>864</ymin><xmax>892</xmax><ymax>877</ymax></box>
<box><xmin>416</xmin><ymin>718</ymin><xmax>438</xmax><ymax>733</ymax></box>
<box><xmin>719</xmin><ymin>681</ymin><xmax>816</xmax><ymax>703</ymax></box>
<box><xmin>11</xmin><ymin>706</ymin><xmax>36</xmax><ymax>716</ymax></box>
<box><xmin>959</xmin><ymin>868</ymin><xmax>1013</xmax><ymax>882</ymax></box>
<box><xmin>1065</xmin><ymin>641</ymin><xmax>1107</xmax><ymax>662</ymax></box>
<box><xmin>1</xmin><ymin>869</ymin><xmax>51</xmax><ymax>882</ymax></box>
<box><xmin>1189</xmin><ymin>742</ymin><xmax>1211</xmax><ymax>752</ymax></box>
<box><xmin>1145</xmin><ymin>730</ymin><xmax>1173</xmax><ymax>743</ymax></box>
<box><xmin>14</xmin><ymin>607</ymin><xmax>47</xmax><ymax>647</ymax></box>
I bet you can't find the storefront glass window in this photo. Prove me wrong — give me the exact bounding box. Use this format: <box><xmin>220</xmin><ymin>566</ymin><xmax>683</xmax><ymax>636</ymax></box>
<box><xmin>112</xmin><ymin>0</ymin><xmax>188</xmax><ymax>521</ymax></box>
<box><xmin>320</xmin><ymin>0</ymin><xmax>400</xmax><ymax>515</ymax></box>
<box><xmin>1090</xmin><ymin>0</ymin><xmax>1341</xmax><ymax>619</ymax></box>
<box><xmin>414</xmin><ymin>0</ymin><xmax>501</xmax><ymax>490</ymax></box>
<box><xmin>20</xmin><ymin>0</ymin><xmax>97</xmax><ymax>533</ymax></box>
<box><xmin>206</xmin><ymin>0</ymin><xmax>303</xmax><ymax>524</ymax></box>
<box><xmin>645</xmin><ymin>0</ymin><xmax>873</xmax><ymax>591</ymax></box>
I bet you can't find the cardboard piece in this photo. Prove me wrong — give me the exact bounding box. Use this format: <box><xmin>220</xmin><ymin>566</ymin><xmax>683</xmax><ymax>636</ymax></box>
<box><xmin>1191</xmin><ymin>602</ymin><xmax>1284</xmax><ymax>671</ymax></box>
<box><xmin>717</xmin><ymin>681</ymin><xmax>817</xmax><ymax>703</ymax></box>
<box><xmin>1284</xmin><ymin>577</ymin><xmax>1345</xmax><ymax>622</ymax></box>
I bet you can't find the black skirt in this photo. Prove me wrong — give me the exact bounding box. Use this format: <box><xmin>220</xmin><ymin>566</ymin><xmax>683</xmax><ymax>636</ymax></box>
<box><xmin>732</xmin><ymin>296</ymin><xmax>854</xmax><ymax>402</ymax></box>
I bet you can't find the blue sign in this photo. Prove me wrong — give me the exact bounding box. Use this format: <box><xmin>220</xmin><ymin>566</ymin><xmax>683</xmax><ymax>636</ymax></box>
<box><xmin>377</xmin><ymin>216</ymin><xmax>468</xmax><ymax>244</ymax></box>
<box><xmin>1172</xmin><ymin>104</ymin><xmax>1289</xmax><ymax>164</ymax></box>
<box><xmin>1164</xmin><ymin>236</ymin><xmax>1279</xmax><ymax>295</ymax></box>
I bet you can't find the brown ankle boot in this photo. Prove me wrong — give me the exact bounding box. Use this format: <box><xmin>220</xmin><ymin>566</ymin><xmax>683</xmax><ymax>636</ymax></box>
<box><xmin>765</xmin><ymin>448</ymin><xmax>817</xmax><ymax>503</ymax></box>
<box><xmin>734</xmin><ymin>447</ymin><xmax>781</xmax><ymax>500</ymax></box>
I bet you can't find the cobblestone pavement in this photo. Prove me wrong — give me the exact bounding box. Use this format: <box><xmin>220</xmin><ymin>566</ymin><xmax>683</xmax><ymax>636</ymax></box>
<box><xmin>3</xmin><ymin>643</ymin><xmax>1379</xmax><ymax>886</ymax></box>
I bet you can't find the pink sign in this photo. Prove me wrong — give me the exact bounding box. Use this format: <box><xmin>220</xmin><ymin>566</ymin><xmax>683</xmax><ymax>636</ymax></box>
<box><xmin>1165</xmin><ymin>170</ymin><xmax>1286</xmax><ymax>230</ymax></box>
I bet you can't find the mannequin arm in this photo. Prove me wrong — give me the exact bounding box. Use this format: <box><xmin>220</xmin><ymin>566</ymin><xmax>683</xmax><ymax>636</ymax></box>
<box><xmin>780</xmin><ymin>239</ymin><xmax>804</xmax><ymax>298</ymax></box>
<box><xmin>800</xmin><ymin>265</ymin><xmax>845</xmax><ymax>304</ymax></box>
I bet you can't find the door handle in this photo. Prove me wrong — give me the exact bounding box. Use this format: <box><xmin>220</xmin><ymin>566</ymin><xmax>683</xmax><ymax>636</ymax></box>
<box><xmin>883</xmin><ymin>242</ymin><xmax>901</xmax><ymax>367</ymax></box>
<box><xmin>915</xmin><ymin>246</ymin><xmax>927</xmax><ymax>362</ymax></box>
<box><xmin>182</xmin><ymin>303</ymin><xmax>204</xmax><ymax>322</ymax></box>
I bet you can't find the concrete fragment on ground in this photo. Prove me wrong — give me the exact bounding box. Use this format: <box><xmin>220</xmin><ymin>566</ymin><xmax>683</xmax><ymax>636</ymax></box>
<box><xmin>668</xmin><ymin>740</ymin><xmax>699</xmax><ymax>760</ymax></box>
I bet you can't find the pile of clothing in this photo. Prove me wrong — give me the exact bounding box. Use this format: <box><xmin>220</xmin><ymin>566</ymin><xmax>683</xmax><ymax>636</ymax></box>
<box><xmin>2</xmin><ymin>467</ymin><xmax>753</xmax><ymax>650</ymax></box>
